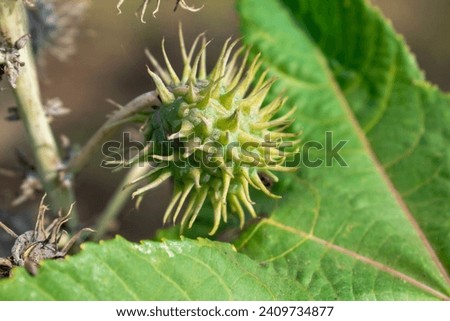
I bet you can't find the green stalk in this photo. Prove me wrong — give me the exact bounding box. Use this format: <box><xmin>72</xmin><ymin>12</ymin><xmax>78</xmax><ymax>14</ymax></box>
<box><xmin>68</xmin><ymin>91</ymin><xmax>159</xmax><ymax>174</ymax></box>
<box><xmin>0</xmin><ymin>0</ymin><xmax>78</xmax><ymax>226</ymax></box>
<box><xmin>93</xmin><ymin>164</ymin><xmax>151</xmax><ymax>241</ymax></box>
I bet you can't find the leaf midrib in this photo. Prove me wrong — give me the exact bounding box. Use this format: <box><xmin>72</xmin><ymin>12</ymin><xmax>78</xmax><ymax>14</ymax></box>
<box><xmin>275</xmin><ymin>0</ymin><xmax>450</xmax><ymax>289</ymax></box>
<box><xmin>239</xmin><ymin>0</ymin><xmax>450</xmax><ymax>299</ymax></box>
<box><xmin>314</xmin><ymin>34</ymin><xmax>450</xmax><ymax>289</ymax></box>
<box><xmin>239</xmin><ymin>217</ymin><xmax>449</xmax><ymax>300</ymax></box>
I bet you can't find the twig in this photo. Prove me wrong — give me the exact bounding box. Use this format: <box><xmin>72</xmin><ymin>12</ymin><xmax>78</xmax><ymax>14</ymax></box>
<box><xmin>68</xmin><ymin>91</ymin><xmax>159</xmax><ymax>174</ymax></box>
<box><xmin>93</xmin><ymin>163</ymin><xmax>151</xmax><ymax>241</ymax></box>
<box><xmin>0</xmin><ymin>0</ymin><xmax>78</xmax><ymax>227</ymax></box>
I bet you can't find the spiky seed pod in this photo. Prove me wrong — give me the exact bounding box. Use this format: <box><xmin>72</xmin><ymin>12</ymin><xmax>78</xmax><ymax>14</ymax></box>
<box><xmin>128</xmin><ymin>27</ymin><xmax>300</xmax><ymax>235</ymax></box>
<box><xmin>0</xmin><ymin>196</ymin><xmax>93</xmax><ymax>277</ymax></box>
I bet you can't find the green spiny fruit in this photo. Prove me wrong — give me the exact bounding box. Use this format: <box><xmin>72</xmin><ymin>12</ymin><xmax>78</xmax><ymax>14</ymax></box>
<box><xmin>127</xmin><ymin>27</ymin><xmax>300</xmax><ymax>235</ymax></box>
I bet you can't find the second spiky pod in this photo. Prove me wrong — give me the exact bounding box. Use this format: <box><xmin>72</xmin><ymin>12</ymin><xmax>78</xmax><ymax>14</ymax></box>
<box><xmin>127</xmin><ymin>27</ymin><xmax>299</xmax><ymax>235</ymax></box>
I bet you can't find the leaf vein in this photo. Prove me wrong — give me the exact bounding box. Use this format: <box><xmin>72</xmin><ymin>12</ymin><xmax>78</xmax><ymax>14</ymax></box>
<box><xmin>263</xmin><ymin>217</ymin><xmax>449</xmax><ymax>300</ymax></box>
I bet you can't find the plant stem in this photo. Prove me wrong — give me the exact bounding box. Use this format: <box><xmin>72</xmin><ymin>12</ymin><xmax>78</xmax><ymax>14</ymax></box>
<box><xmin>93</xmin><ymin>163</ymin><xmax>151</xmax><ymax>241</ymax></box>
<box><xmin>68</xmin><ymin>91</ymin><xmax>159</xmax><ymax>174</ymax></box>
<box><xmin>0</xmin><ymin>1</ymin><xmax>78</xmax><ymax>226</ymax></box>
<box><xmin>71</xmin><ymin>91</ymin><xmax>159</xmax><ymax>240</ymax></box>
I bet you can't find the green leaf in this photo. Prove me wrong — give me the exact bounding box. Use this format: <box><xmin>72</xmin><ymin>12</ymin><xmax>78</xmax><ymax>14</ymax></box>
<box><xmin>236</xmin><ymin>0</ymin><xmax>450</xmax><ymax>300</ymax></box>
<box><xmin>0</xmin><ymin>237</ymin><xmax>307</xmax><ymax>300</ymax></box>
<box><xmin>3</xmin><ymin>0</ymin><xmax>447</xmax><ymax>302</ymax></box>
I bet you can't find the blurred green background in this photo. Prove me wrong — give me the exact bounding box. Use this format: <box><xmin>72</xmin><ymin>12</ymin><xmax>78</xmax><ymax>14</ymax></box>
<box><xmin>0</xmin><ymin>0</ymin><xmax>448</xmax><ymax>253</ymax></box>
